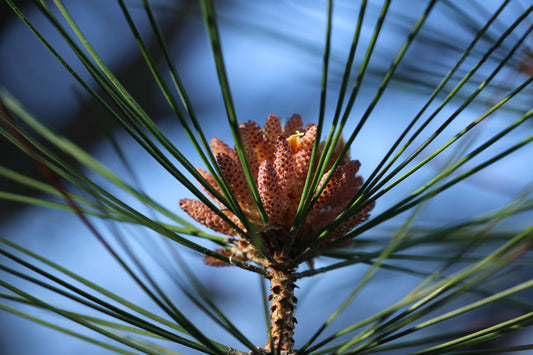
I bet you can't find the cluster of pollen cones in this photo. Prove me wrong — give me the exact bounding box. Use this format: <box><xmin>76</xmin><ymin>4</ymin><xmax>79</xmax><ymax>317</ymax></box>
<box><xmin>179</xmin><ymin>114</ymin><xmax>373</xmax><ymax>353</ymax></box>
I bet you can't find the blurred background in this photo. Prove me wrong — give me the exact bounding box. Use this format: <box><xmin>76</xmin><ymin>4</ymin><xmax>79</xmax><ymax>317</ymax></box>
<box><xmin>1</xmin><ymin>0</ymin><xmax>532</xmax><ymax>354</ymax></box>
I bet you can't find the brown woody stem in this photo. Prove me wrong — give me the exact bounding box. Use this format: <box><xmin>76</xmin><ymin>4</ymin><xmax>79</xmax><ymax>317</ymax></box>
<box><xmin>265</xmin><ymin>264</ymin><xmax>297</xmax><ymax>353</ymax></box>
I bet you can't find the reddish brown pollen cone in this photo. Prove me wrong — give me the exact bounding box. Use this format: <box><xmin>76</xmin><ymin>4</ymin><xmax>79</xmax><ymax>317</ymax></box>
<box><xmin>179</xmin><ymin>114</ymin><xmax>374</xmax><ymax>354</ymax></box>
